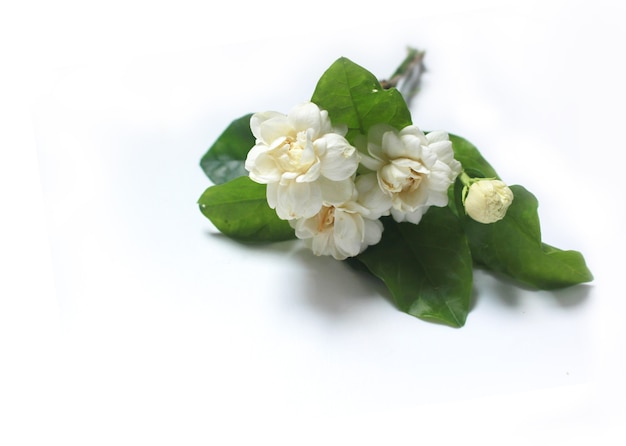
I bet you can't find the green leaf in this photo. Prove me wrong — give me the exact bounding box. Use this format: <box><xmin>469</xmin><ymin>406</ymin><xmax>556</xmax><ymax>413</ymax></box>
<box><xmin>446</xmin><ymin>133</ymin><xmax>500</xmax><ymax>216</ymax></box>
<box><xmin>200</xmin><ymin>114</ymin><xmax>254</xmax><ymax>185</ymax></box>
<box><xmin>461</xmin><ymin>185</ymin><xmax>593</xmax><ymax>289</ymax></box>
<box><xmin>357</xmin><ymin>207</ymin><xmax>473</xmax><ymax>327</ymax></box>
<box><xmin>449</xmin><ymin>133</ymin><xmax>499</xmax><ymax>179</ymax></box>
<box><xmin>448</xmin><ymin>133</ymin><xmax>593</xmax><ymax>289</ymax></box>
<box><xmin>311</xmin><ymin>57</ymin><xmax>412</xmax><ymax>144</ymax></box>
<box><xmin>198</xmin><ymin>176</ymin><xmax>295</xmax><ymax>242</ymax></box>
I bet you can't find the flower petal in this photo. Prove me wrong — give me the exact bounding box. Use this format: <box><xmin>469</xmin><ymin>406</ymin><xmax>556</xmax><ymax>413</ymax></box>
<box><xmin>288</xmin><ymin>102</ymin><xmax>322</xmax><ymax>136</ymax></box>
<box><xmin>259</xmin><ymin>115</ymin><xmax>293</xmax><ymax>145</ymax></box>
<box><xmin>355</xmin><ymin>173</ymin><xmax>392</xmax><ymax>219</ymax></box>
<box><xmin>397</xmin><ymin>182</ymin><xmax>428</xmax><ymax>211</ymax></box>
<box><xmin>359</xmin><ymin>152</ymin><xmax>383</xmax><ymax>171</ymax></box>
<box><xmin>317</xmin><ymin>134</ymin><xmax>358</xmax><ymax>181</ymax></box>
<box><xmin>318</xmin><ymin>177</ymin><xmax>355</xmax><ymax>206</ymax></box>
<box><xmin>424</xmin><ymin>130</ymin><xmax>448</xmax><ymax>144</ymax></box>
<box><xmin>296</xmin><ymin>159</ymin><xmax>321</xmax><ymax>183</ymax></box>
<box><xmin>309</xmin><ymin>230</ymin><xmax>333</xmax><ymax>257</ymax></box>
<box><xmin>362</xmin><ymin>218</ymin><xmax>383</xmax><ymax>248</ymax></box>
<box><xmin>333</xmin><ymin>210</ymin><xmax>364</xmax><ymax>258</ymax></box>
<box><xmin>402</xmin><ymin>207</ymin><xmax>428</xmax><ymax>225</ymax></box>
<box><xmin>379</xmin><ymin>163</ymin><xmax>409</xmax><ymax>193</ymax></box>
<box><xmin>250</xmin><ymin>111</ymin><xmax>284</xmax><ymax>141</ymax></box>
<box><xmin>274</xmin><ymin>181</ymin><xmax>322</xmax><ymax>220</ymax></box>
<box><xmin>266</xmin><ymin>182</ymin><xmax>279</xmax><ymax>210</ymax></box>
<box><xmin>382</xmin><ymin>129</ymin><xmax>408</xmax><ymax>159</ymax></box>
<box><xmin>246</xmin><ymin>144</ymin><xmax>281</xmax><ymax>183</ymax></box>
<box><xmin>428</xmin><ymin>140</ymin><xmax>455</xmax><ymax>165</ymax></box>
<box><xmin>368</xmin><ymin>124</ymin><xmax>395</xmax><ymax>148</ymax></box>
<box><xmin>400</xmin><ymin>124</ymin><xmax>427</xmax><ymax>142</ymax></box>
<box><xmin>426</xmin><ymin>189</ymin><xmax>449</xmax><ymax>207</ymax></box>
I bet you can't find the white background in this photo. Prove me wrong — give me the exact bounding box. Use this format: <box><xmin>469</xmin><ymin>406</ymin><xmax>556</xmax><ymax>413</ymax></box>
<box><xmin>2</xmin><ymin>1</ymin><xmax>625</xmax><ymax>444</ymax></box>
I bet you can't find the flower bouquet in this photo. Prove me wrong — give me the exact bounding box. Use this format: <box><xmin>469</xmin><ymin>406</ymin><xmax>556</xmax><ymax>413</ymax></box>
<box><xmin>197</xmin><ymin>48</ymin><xmax>592</xmax><ymax>327</ymax></box>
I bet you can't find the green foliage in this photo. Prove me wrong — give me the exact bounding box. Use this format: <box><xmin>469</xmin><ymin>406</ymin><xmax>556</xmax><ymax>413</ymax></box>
<box><xmin>311</xmin><ymin>57</ymin><xmax>412</xmax><ymax>145</ymax></box>
<box><xmin>198</xmin><ymin>176</ymin><xmax>295</xmax><ymax>242</ymax></box>
<box><xmin>200</xmin><ymin>114</ymin><xmax>254</xmax><ymax>185</ymax></box>
<box><xmin>449</xmin><ymin>134</ymin><xmax>593</xmax><ymax>289</ymax></box>
<box><xmin>448</xmin><ymin>133</ymin><xmax>499</xmax><ymax>179</ymax></box>
<box><xmin>461</xmin><ymin>185</ymin><xmax>593</xmax><ymax>289</ymax></box>
<box><xmin>357</xmin><ymin>207</ymin><xmax>473</xmax><ymax>327</ymax></box>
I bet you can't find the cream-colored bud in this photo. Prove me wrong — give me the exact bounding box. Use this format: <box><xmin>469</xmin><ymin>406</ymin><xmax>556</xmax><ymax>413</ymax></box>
<box><xmin>464</xmin><ymin>179</ymin><xmax>514</xmax><ymax>224</ymax></box>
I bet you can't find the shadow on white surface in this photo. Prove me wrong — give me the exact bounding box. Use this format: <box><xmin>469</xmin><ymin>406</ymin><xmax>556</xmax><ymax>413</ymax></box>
<box><xmin>475</xmin><ymin>267</ymin><xmax>593</xmax><ymax>309</ymax></box>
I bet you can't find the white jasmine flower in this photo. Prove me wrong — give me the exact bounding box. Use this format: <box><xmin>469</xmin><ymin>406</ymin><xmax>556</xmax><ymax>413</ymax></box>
<box><xmin>464</xmin><ymin>179</ymin><xmax>514</xmax><ymax>224</ymax></box>
<box><xmin>289</xmin><ymin>183</ymin><xmax>383</xmax><ymax>260</ymax></box>
<box><xmin>353</xmin><ymin>172</ymin><xmax>392</xmax><ymax>220</ymax></box>
<box><xmin>360</xmin><ymin>124</ymin><xmax>462</xmax><ymax>224</ymax></box>
<box><xmin>245</xmin><ymin>102</ymin><xmax>359</xmax><ymax>220</ymax></box>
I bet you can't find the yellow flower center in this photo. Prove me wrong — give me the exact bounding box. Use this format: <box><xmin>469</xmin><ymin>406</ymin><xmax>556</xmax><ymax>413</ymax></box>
<box><xmin>317</xmin><ymin>205</ymin><xmax>335</xmax><ymax>232</ymax></box>
<box><xmin>275</xmin><ymin>131</ymin><xmax>315</xmax><ymax>174</ymax></box>
<box><xmin>380</xmin><ymin>163</ymin><xmax>425</xmax><ymax>194</ymax></box>
<box><xmin>404</xmin><ymin>168</ymin><xmax>424</xmax><ymax>192</ymax></box>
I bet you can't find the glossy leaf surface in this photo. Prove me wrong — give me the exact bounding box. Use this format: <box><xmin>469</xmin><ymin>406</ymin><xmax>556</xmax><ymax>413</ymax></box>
<box><xmin>358</xmin><ymin>207</ymin><xmax>473</xmax><ymax>327</ymax></box>
<box><xmin>449</xmin><ymin>134</ymin><xmax>592</xmax><ymax>289</ymax></box>
<box><xmin>198</xmin><ymin>176</ymin><xmax>294</xmax><ymax>242</ymax></box>
<box><xmin>461</xmin><ymin>185</ymin><xmax>593</xmax><ymax>289</ymax></box>
<box><xmin>311</xmin><ymin>57</ymin><xmax>412</xmax><ymax>144</ymax></box>
<box><xmin>200</xmin><ymin>114</ymin><xmax>253</xmax><ymax>185</ymax></box>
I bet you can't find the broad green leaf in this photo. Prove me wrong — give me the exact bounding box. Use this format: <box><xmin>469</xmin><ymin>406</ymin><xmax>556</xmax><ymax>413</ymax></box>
<box><xmin>461</xmin><ymin>185</ymin><xmax>593</xmax><ymax>289</ymax></box>
<box><xmin>448</xmin><ymin>134</ymin><xmax>593</xmax><ymax>288</ymax></box>
<box><xmin>198</xmin><ymin>176</ymin><xmax>295</xmax><ymax>242</ymax></box>
<box><xmin>449</xmin><ymin>133</ymin><xmax>499</xmax><ymax>179</ymax></box>
<box><xmin>357</xmin><ymin>207</ymin><xmax>473</xmax><ymax>327</ymax></box>
<box><xmin>311</xmin><ymin>57</ymin><xmax>412</xmax><ymax>144</ymax></box>
<box><xmin>200</xmin><ymin>114</ymin><xmax>254</xmax><ymax>185</ymax></box>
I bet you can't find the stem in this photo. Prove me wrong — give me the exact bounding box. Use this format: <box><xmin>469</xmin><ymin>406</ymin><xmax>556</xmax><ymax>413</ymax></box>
<box><xmin>458</xmin><ymin>171</ymin><xmax>473</xmax><ymax>206</ymax></box>
<box><xmin>459</xmin><ymin>171</ymin><xmax>472</xmax><ymax>187</ymax></box>
<box><xmin>380</xmin><ymin>47</ymin><xmax>426</xmax><ymax>107</ymax></box>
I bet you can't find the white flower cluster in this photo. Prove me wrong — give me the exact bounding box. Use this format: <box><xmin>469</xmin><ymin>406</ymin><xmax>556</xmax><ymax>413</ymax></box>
<box><xmin>245</xmin><ymin>102</ymin><xmax>462</xmax><ymax>260</ymax></box>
